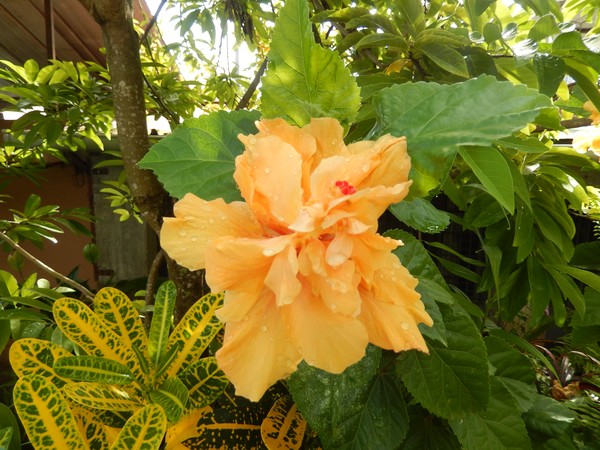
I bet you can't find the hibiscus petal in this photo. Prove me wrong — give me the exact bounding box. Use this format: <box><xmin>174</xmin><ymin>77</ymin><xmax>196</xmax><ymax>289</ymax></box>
<box><xmin>216</xmin><ymin>294</ymin><xmax>302</xmax><ymax>401</ymax></box>
<box><xmin>216</xmin><ymin>289</ymin><xmax>262</xmax><ymax>323</ymax></box>
<box><xmin>235</xmin><ymin>135</ymin><xmax>304</xmax><ymax>226</ymax></box>
<box><xmin>281</xmin><ymin>281</ymin><xmax>369</xmax><ymax>373</ymax></box>
<box><xmin>359</xmin><ymin>287</ymin><xmax>429</xmax><ymax>353</ymax></box>
<box><xmin>264</xmin><ymin>244</ymin><xmax>302</xmax><ymax>306</ymax></box>
<box><xmin>160</xmin><ymin>194</ymin><xmax>261</xmax><ymax>271</ymax></box>
<box><xmin>303</xmin><ymin>118</ymin><xmax>347</xmax><ymax>163</ymax></box>
<box><xmin>326</xmin><ymin>232</ymin><xmax>353</xmax><ymax>267</ymax></box>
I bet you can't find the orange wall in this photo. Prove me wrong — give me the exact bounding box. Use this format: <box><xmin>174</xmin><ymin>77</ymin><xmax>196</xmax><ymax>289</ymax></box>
<box><xmin>0</xmin><ymin>163</ymin><xmax>96</xmax><ymax>288</ymax></box>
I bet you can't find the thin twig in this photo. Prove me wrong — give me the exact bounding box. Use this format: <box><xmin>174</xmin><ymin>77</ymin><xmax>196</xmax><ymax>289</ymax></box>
<box><xmin>145</xmin><ymin>249</ymin><xmax>164</xmax><ymax>305</ymax></box>
<box><xmin>140</xmin><ymin>0</ymin><xmax>168</xmax><ymax>46</ymax></box>
<box><xmin>236</xmin><ymin>58</ymin><xmax>268</xmax><ymax>110</ymax></box>
<box><xmin>0</xmin><ymin>231</ymin><xmax>95</xmax><ymax>301</ymax></box>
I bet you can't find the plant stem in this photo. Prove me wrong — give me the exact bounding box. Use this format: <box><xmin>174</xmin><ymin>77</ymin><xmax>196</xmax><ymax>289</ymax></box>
<box><xmin>0</xmin><ymin>231</ymin><xmax>95</xmax><ymax>301</ymax></box>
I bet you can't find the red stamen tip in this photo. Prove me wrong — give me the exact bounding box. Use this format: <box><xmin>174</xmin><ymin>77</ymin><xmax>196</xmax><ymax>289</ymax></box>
<box><xmin>335</xmin><ymin>180</ymin><xmax>356</xmax><ymax>195</ymax></box>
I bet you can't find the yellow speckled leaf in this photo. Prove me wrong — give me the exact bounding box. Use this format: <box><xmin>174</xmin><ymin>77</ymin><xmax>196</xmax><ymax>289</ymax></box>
<box><xmin>261</xmin><ymin>396</ymin><xmax>306</xmax><ymax>450</ymax></box>
<box><xmin>165</xmin><ymin>408</ymin><xmax>212</xmax><ymax>450</ymax></box>
<box><xmin>53</xmin><ymin>298</ymin><xmax>145</xmax><ymax>382</ymax></box>
<box><xmin>93</xmin><ymin>288</ymin><xmax>149</xmax><ymax>369</ymax></box>
<box><xmin>70</xmin><ymin>403</ymin><xmax>111</xmax><ymax>450</ymax></box>
<box><xmin>164</xmin><ymin>292</ymin><xmax>224</xmax><ymax>377</ymax></box>
<box><xmin>110</xmin><ymin>404</ymin><xmax>167</xmax><ymax>450</ymax></box>
<box><xmin>9</xmin><ymin>338</ymin><xmax>72</xmax><ymax>388</ymax></box>
<box><xmin>179</xmin><ymin>357</ymin><xmax>228</xmax><ymax>412</ymax></box>
<box><xmin>13</xmin><ymin>374</ymin><xmax>88</xmax><ymax>450</ymax></box>
<box><xmin>62</xmin><ymin>381</ymin><xmax>145</xmax><ymax>412</ymax></box>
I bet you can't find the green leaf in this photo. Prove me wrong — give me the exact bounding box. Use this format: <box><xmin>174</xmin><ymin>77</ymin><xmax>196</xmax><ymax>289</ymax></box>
<box><xmin>148</xmin><ymin>281</ymin><xmax>176</xmax><ymax>368</ymax></box>
<box><xmin>394</xmin><ymin>0</ymin><xmax>426</xmax><ymax>37</ymax></box>
<box><xmin>24</xmin><ymin>59</ymin><xmax>39</xmax><ymax>83</ymax></box>
<box><xmin>0</xmin><ymin>403</ymin><xmax>20</xmax><ymax>450</ymax></box>
<box><xmin>420</xmin><ymin>43</ymin><xmax>469</xmax><ymax>78</ymax></box>
<box><xmin>355</xmin><ymin>33</ymin><xmax>407</xmax><ymax>51</ymax></box>
<box><xmin>459</xmin><ymin>145</ymin><xmax>515</xmax><ymax>212</ymax></box>
<box><xmin>389</xmin><ymin>198</ymin><xmax>450</xmax><ymax>234</ymax></box>
<box><xmin>402</xmin><ymin>406</ymin><xmax>462</xmax><ymax>449</ymax></box>
<box><xmin>527</xmin><ymin>256</ymin><xmax>552</xmax><ymax>324</ymax></box>
<box><xmin>260</xmin><ymin>0</ymin><xmax>360</xmax><ymax>127</ymax></box>
<box><xmin>373</xmin><ymin>76</ymin><xmax>554</xmax><ymax>197</ymax></box>
<box><xmin>149</xmin><ymin>377</ymin><xmax>189</xmax><ymax>424</ymax></box>
<box><xmin>14</xmin><ymin>374</ymin><xmax>88</xmax><ymax>449</ymax></box>
<box><xmin>396</xmin><ymin>305</ymin><xmax>489</xmax><ymax>419</ymax></box>
<box><xmin>139</xmin><ymin>110</ymin><xmax>259</xmax><ymax>201</ymax></box>
<box><xmin>523</xmin><ymin>396</ymin><xmax>576</xmax><ymax>439</ymax></box>
<box><xmin>288</xmin><ymin>346</ymin><xmax>407</xmax><ymax>449</ymax></box>
<box><xmin>533</xmin><ymin>54</ymin><xmax>566</xmax><ymax>97</ymax></box>
<box><xmin>54</xmin><ymin>356</ymin><xmax>134</xmax><ymax>385</ymax></box>
<box><xmin>448</xmin><ymin>378</ymin><xmax>532</xmax><ymax>450</ymax></box>
<box><xmin>62</xmin><ymin>382</ymin><xmax>144</xmax><ymax>411</ymax></box>
<box><xmin>110</xmin><ymin>404</ymin><xmax>166</xmax><ymax>450</ymax></box>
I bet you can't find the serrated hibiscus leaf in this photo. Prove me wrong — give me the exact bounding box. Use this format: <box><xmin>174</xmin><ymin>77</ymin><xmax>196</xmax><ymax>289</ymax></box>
<box><xmin>139</xmin><ymin>110</ymin><xmax>260</xmax><ymax>201</ymax></box>
<box><xmin>260</xmin><ymin>0</ymin><xmax>360</xmax><ymax>127</ymax></box>
<box><xmin>372</xmin><ymin>76</ymin><xmax>554</xmax><ymax>197</ymax></box>
<box><xmin>396</xmin><ymin>304</ymin><xmax>489</xmax><ymax>419</ymax></box>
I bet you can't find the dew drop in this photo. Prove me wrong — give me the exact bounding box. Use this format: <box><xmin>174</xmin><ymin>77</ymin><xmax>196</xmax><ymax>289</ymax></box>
<box><xmin>220</xmin><ymin>215</ymin><xmax>227</xmax><ymax>221</ymax></box>
<box><xmin>260</xmin><ymin>325</ymin><xmax>268</xmax><ymax>332</ymax></box>
<box><xmin>331</xmin><ymin>139</ymin><xmax>338</xmax><ymax>146</ymax></box>
<box><xmin>361</xmin><ymin>164</ymin><xmax>370</xmax><ymax>173</ymax></box>
<box><xmin>178</xmin><ymin>229</ymin><xmax>187</xmax><ymax>237</ymax></box>
<box><xmin>208</xmin><ymin>218</ymin><xmax>215</xmax><ymax>224</ymax></box>
<box><xmin>285</xmin><ymin>357</ymin><xmax>293</xmax><ymax>367</ymax></box>
<box><xmin>264</xmin><ymin>167</ymin><xmax>271</xmax><ymax>174</ymax></box>
<box><xmin>263</xmin><ymin>248</ymin><xmax>278</xmax><ymax>257</ymax></box>
<box><xmin>401</xmin><ymin>322</ymin><xmax>410</xmax><ymax>330</ymax></box>
<box><xmin>330</xmin><ymin>303</ymin><xmax>337</xmax><ymax>312</ymax></box>
<box><xmin>191</xmin><ymin>236</ymin><xmax>198</xmax><ymax>242</ymax></box>
<box><xmin>273</xmin><ymin>194</ymin><xmax>280</xmax><ymax>201</ymax></box>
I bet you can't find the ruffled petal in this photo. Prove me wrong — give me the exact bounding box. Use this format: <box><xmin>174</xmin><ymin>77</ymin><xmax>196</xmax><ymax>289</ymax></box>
<box><xmin>359</xmin><ymin>287</ymin><xmax>429</xmax><ymax>353</ymax></box>
<box><xmin>235</xmin><ymin>135</ymin><xmax>304</xmax><ymax>227</ymax></box>
<box><xmin>216</xmin><ymin>294</ymin><xmax>302</xmax><ymax>401</ymax></box>
<box><xmin>160</xmin><ymin>194</ymin><xmax>261</xmax><ymax>271</ymax></box>
<box><xmin>264</xmin><ymin>244</ymin><xmax>302</xmax><ymax>306</ymax></box>
<box><xmin>281</xmin><ymin>281</ymin><xmax>368</xmax><ymax>373</ymax></box>
<box><xmin>303</xmin><ymin>118</ymin><xmax>348</xmax><ymax>164</ymax></box>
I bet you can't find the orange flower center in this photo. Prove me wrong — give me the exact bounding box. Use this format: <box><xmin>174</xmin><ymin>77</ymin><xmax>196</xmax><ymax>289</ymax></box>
<box><xmin>335</xmin><ymin>180</ymin><xmax>356</xmax><ymax>195</ymax></box>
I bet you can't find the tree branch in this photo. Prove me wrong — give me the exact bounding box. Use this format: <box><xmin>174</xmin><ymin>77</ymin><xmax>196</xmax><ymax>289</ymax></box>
<box><xmin>236</xmin><ymin>58</ymin><xmax>268</xmax><ymax>110</ymax></box>
<box><xmin>0</xmin><ymin>232</ymin><xmax>95</xmax><ymax>301</ymax></box>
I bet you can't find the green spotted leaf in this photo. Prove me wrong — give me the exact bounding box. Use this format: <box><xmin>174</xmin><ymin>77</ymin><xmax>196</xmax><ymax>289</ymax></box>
<box><xmin>139</xmin><ymin>110</ymin><xmax>259</xmax><ymax>202</ymax></box>
<box><xmin>449</xmin><ymin>378</ymin><xmax>532</xmax><ymax>450</ymax></box>
<box><xmin>373</xmin><ymin>76</ymin><xmax>555</xmax><ymax>197</ymax></box>
<box><xmin>93</xmin><ymin>287</ymin><xmax>149</xmax><ymax>373</ymax></box>
<box><xmin>260</xmin><ymin>0</ymin><xmax>360</xmax><ymax>127</ymax></box>
<box><xmin>110</xmin><ymin>404</ymin><xmax>166</xmax><ymax>450</ymax></box>
<box><xmin>261</xmin><ymin>396</ymin><xmax>307</xmax><ymax>450</ymax></box>
<box><xmin>62</xmin><ymin>382</ymin><xmax>144</xmax><ymax>412</ymax></box>
<box><xmin>0</xmin><ymin>427</ymin><xmax>13</xmax><ymax>450</ymax></box>
<box><xmin>9</xmin><ymin>338</ymin><xmax>72</xmax><ymax>388</ymax></box>
<box><xmin>164</xmin><ymin>292</ymin><xmax>224</xmax><ymax>377</ymax></box>
<box><xmin>0</xmin><ymin>403</ymin><xmax>20</xmax><ymax>450</ymax></box>
<box><xmin>396</xmin><ymin>304</ymin><xmax>490</xmax><ymax>419</ymax></box>
<box><xmin>54</xmin><ymin>356</ymin><xmax>134</xmax><ymax>385</ymax></box>
<box><xmin>69</xmin><ymin>404</ymin><xmax>111</xmax><ymax>450</ymax></box>
<box><xmin>149</xmin><ymin>377</ymin><xmax>189</xmax><ymax>425</ymax></box>
<box><xmin>13</xmin><ymin>374</ymin><xmax>88</xmax><ymax>450</ymax></box>
<box><xmin>148</xmin><ymin>281</ymin><xmax>176</xmax><ymax>368</ymax></box>
<box><xmin>53</xmin><ymin>298</ymin><xmax>142</xmax><ymax>380</ymax></box>
<box><xmin>178</xmin><ymin>357</ymin><xmax>229</xmax><ymax>411</ymax></box>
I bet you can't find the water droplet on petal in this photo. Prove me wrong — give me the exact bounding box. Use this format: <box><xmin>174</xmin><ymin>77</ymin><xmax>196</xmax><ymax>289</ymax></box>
<box><xmin>208</xmin><ymin>218</ymin><xmax>215</xmax><ymax>224</ymax></box>
<box><xmin>264</xmin><ymin>167</ymin><xmax>271</xmax><ymax>174</ymax></box>
<box><xmin>191</xmin><ymin>236</ymin><xmax>198</xmax><ymax>242</ymax></box>
<box><xmin>401</xmin><ymin>322</ymin><xmax>410</xmax><ymax>330</ymax></box>
<box><xmin>178</xmin><ymin>229</ymin><xmax>187</xmax><ymax>237</ymax></box>
<box><xmin>260</xmin><ymin>325</ymin><xmax>268</xmax><ymax>332</ymax></box>
<box><xmin>330</xmin><ymin>303</ymin><xmax>337</xmax><ymax>312</ymax></box>
<box><xmin>263</xmin><ymin>248</ymin><xmax>278</xmax><ymax>257</ymax></box>
<box><xmin>361</xmin><ymin>163</ymin><xmax>370</xmax><ymax>173</ymax></box>
<box><xmin>285</xmin><ymin>357</ymin><xmax>293</xmax><ymax>367</ymax></box>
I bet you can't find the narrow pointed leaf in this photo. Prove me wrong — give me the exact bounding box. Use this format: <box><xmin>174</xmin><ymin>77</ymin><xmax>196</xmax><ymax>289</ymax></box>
<box><xmin>164</xmin><ymin>292</ymin><xmax>224</xmax><ymax>377</ymax></box>
<box><xmin>0</xmin><ymin>427</ymin><xmax>13</xmax><ymax>450</ymax></box>
<box><xmin>110</xmin><ymin>404</ymin><xmax>167</xmax><ymax>450</ymax></box>
<box><xmin>458</xmin><ymin>146</ymin><xmax>515</xmax><ymax>212</ymax></box>
<box><xmin>261</xmin><ymin>396</ymin><xmax>307</xmax><ymax>450</ymax></box>
<box><xmin>148</xmin><ymin>281</ymin><xmax>176</xmax><ymax>367</ymax></box>
<box><xmin>54</xmin><ymin>356</ymin><xmax>134</xmax><ymax>385</ymax></box>
<box><xmin>260</xmin><ymin>0</ymin><xmax>360</xmax><ymax>127</ymax></box>
<box><xmin>0</xmin><ymin>403</ymin><xmax>20</xmax><ymax>450</ymax></box>
<box><xmin>14</xmin><ymin>375</ymin><xmax>88</xmax><ymax>450</ymax></box>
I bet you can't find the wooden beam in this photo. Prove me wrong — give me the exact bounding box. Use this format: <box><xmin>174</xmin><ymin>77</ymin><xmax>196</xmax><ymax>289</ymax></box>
<box><xmin>44</xmin><ymin>0</ymin><xmax>56</xmax><ymax>60</ymax></box>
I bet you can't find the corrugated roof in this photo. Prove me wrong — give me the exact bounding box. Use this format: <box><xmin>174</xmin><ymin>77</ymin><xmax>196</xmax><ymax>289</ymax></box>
<box><xmin>0</xmin><ymin>0</ymin><xmax>153</xmax><ymax>65</ymax></box>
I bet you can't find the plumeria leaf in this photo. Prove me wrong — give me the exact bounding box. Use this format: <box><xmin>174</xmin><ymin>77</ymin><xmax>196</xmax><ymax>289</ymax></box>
<box><xmin>289</xmin><ymin>346</ymin><xmax>408</xmax><ymax>450</ymax></box>
<box><xmin>260</xmin><ymin>0</ymin><xmax>360</xmax><ymax>127</ymax></box>
<box><xmin>139</xmin><ymin>110</ymin><xmax>260</xmax><ymax>202</ymax></box>
<box><xmin>372</xmin><ymin>76</ymin><xmax>555</xmax><ymax>197</ymax></box>
<box><xmin>396</xmin><ymin>304</ymin><xmax>490</xmax><ymax>419</ymax></box>
<box><xmin>448</xmin><ymin>378</ymin><xmax>532</xmax><ymax>450</ymax></box>
<box><xmin>389</xmin><ymin>198</ymin><xmax>450</xmax><ymax>234</ymax></box>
